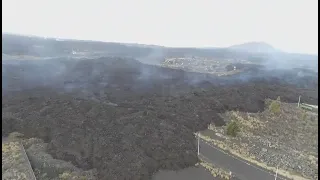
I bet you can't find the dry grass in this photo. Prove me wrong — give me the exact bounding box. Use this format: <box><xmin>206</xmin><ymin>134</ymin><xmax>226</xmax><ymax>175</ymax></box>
<box><xmin>59</xmin><ymin>171</ymin><xmax>87</xmax><ymax>180</ymax></box>
<box><xmin>198</xmin><ymin>101</ymin><xmax>318</xmax><ymax>180</ymax></box>
<box><xmin>2</xmin><ymin>141</ymin><xmax>36</xmax><ymax>180</ymax></box>
<box><xmin>230</xmin><ymin>111</ymin><xmax>266</xmax><ymax>130</ymax></box>
<box><xmin>2</xmin><ymin>142</ymin><xmax>22</xmax><ymax>162</ymax></box>
<box><xmin>198</xmin><ymin>133</ymin><xmax>310</xmax><ymax>180</ymax></box>
<box><xmin>196</xmin><ymin>155</ymin><xmax>231</xmax><ymax>180</ymax></box>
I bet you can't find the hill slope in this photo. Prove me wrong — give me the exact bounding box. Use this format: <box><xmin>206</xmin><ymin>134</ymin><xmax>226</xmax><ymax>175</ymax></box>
<box><xmin>228</xmin><ymin>42</ymin><xmax>278</xmax><ymax>53</ymax></box>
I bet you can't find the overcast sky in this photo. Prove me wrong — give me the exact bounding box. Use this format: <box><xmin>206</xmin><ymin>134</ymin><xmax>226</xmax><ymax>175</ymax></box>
<box><xmin>2</xmin><ymin>0</ymin><xmax>318</xmax><ymax>54</ymax></box>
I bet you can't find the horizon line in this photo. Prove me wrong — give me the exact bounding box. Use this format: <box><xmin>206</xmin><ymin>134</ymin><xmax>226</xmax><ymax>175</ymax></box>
<box><xmin>2</xmin><ymin>32</ymin><xmax>318</xmax><ymax>56</ymax></box>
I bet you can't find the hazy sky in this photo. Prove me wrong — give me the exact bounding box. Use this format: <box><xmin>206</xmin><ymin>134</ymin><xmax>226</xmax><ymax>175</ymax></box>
<box><xmin>3</xmin><ymin>0</ymin><xmax>318</xmax><ymax>54</ymax></box>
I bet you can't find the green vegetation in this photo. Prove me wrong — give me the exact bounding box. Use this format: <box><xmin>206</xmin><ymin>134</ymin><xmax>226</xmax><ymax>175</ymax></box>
<box><xmin>226</xmin><ymin>121</ymin><xmax>240</xmax><ymax>137</ymax></box>
<box><xmin>269</xmin><ymin>97</ymin><xmax>281</xmax><ymax>114</ymax></box>
<box><xmin>300</xmin><ymin>104</ymin><xmax>314</xmax><ymax>111</ymax></box>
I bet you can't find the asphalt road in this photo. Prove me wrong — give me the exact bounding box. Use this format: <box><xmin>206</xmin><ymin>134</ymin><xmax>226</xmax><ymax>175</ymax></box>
<box><xmin>152</xmin><ymin>166</ymin><xmax>221</xmax><ymax>180</ymax></box>
<box><xmin>199</xmin><ymin>139</ymin><xmax>290</xmax><ymax>180</ymax></box>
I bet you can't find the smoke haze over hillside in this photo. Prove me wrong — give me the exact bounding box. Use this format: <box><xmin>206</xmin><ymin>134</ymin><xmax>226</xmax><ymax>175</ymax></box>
<box><xmin>3</xmin><ymin>0</ymin><xmax>318</xmax><ymax>54</ymax></box>
<box><xmin>2</xmin><ymin>33</ymin><xmax>318</xmax><ymax>180</ymax></box>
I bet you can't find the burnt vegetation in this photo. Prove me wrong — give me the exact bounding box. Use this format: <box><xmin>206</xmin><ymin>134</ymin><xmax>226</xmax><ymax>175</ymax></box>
<box><xmin>2</xmin><ymin>34</ymin><xmax>318</xmax><ymax>179</ymax></box>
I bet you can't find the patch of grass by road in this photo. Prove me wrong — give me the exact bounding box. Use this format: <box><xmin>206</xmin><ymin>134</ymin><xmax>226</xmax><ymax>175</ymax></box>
<box><xmin>204</xmin><ymin>100</ymin><xmax>318</xmax><ymax>179</ymax></box>
<box><xmin>59</xmin><ymin>171</ymin><xmax>87</xmax><ymax>180</ymax></box>
<box><xmin>196</xmin><ymin>156</ymin><xmax>231</xmax><ymax>180</ymax></box>
<box><xmin>268</xmin><ymin>97</ymin><xmax>281</xmax><ymax>114</ymax></box>
<box><xmin>198</xmin><ymin>133</ymin><xmax>310</xmax><ymax>180</ymax></box>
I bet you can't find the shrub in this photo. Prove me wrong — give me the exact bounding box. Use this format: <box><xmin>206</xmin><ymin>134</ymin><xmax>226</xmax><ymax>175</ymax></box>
<box><xmin>226</xmin><ymin>121</ymin><xmax>240</xmax><ymax>137</ymax></box>
<box><xmin>269</xmin><ymin>99</ymin><xmax>281</xmax><ymax>114</ymax></box>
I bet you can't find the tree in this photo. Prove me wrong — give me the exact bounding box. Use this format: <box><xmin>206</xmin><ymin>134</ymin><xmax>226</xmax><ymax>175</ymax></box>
<box><xmin>269</xmin><ymin>99</ymin><xmax>281</xmax><ymax>114</ymax></box>
<box><xmin>226</xmin><ymin>121</ymin><xmax>240</xmax><ymax>137</ymax></box>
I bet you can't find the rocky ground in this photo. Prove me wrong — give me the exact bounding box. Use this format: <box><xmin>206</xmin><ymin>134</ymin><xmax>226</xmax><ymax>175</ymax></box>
<box><xmin>3</xmin><ymin>132</ymin><xmax>97</xmax><ymax>180</ymax></box>
<box><xmin>152</xmin><ymin>159</ymin><xmax>237</xmax><ymax>180</ymax></box>
<box><xmin>2</xmin><ymin>139</ymin><xmax>36</xmax><ymax>180</ymax></box>
<box><xmin>200</xmin><ymin>100</ymin><xmax>318</xmax><ymax>180</ymax></box>
<box><xmin>4</xmin><ymin>133</ymin><xmax>232</xmax><ymax>180</ymax></box>
<box><xmin>2</xmin><ymin>57</ymin><xmax>318</xmax><ymax>180</ymax></box>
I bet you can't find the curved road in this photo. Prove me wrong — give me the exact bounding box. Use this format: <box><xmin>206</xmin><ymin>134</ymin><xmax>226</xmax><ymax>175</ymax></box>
<box><xmin>2</xmin><ymin>136</ymin><xmax>289</xmax><ymax>180</ymax></box>
<box><xmin>199</xmin><ymin>139</ymin><xmax>290</xmax><ymax>180</ymax></box>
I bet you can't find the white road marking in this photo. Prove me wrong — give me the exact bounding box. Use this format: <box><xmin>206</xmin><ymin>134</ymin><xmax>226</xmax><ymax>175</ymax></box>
<box><xmin>199</xmin><ymin>139</ymin><xmax>288</xmax><ymax>180</ymax></box>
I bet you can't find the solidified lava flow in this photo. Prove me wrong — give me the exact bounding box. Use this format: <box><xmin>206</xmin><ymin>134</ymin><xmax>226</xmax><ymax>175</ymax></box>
<box><xmin>2</xmin><ymin>57</ymin><xmax>318</xmax><ymax>179</ymax></box>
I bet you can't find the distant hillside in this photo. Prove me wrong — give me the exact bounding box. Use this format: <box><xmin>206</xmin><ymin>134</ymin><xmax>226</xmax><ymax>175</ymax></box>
<box><xmin>2</xmin><ymin>33</ymin><xmax>318</xmax><ymax>71</ymax></box>
<box><xmin>228</xmin><ymin>42</ymin><xmax>278</xmax><ymax>54</ymax></box>
<box><xmin>1</xmin><ymin>33</ymin><xmax>155</xmax><ymax>58</ymax></box>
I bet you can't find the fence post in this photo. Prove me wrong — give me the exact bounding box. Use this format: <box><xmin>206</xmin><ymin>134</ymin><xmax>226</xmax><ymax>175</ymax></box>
<box><xmin>197</xmin><ymin>133</ymin><xmax>200</xmax><ymax>156</ymax></box>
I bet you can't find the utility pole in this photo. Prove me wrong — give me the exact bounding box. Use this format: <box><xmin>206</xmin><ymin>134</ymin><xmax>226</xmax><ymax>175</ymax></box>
<box><xmin>298</xmin><ymin>95</ymin><xmax>301</xmax><ymax>107</ymax></box>
<box><xmin>274</xmin><ymin>166</ymin><xmax>279</xmax><ymax>180</ymax></box>
<box><xmin>197</xmin><ymin>132</ymin><xmax>200</xmax><ymax>156</ymax></box>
